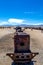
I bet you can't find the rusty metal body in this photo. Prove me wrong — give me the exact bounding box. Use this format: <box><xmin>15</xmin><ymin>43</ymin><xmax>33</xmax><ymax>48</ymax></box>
<box><xmin>6</xmin><ymin>27</ymin><xmax>39</xmax><ymax>63</ymax></box>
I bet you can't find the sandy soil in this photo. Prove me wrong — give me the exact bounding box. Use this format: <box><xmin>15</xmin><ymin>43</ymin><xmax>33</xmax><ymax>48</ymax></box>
<box><xmin>0</xmin><ymin>28</ymin><xmax>43</xmax><ymax>65</ymax></box>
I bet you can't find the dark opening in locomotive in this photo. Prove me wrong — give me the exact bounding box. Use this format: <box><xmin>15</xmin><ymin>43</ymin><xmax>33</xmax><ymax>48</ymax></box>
<box><xmin>20</xmin><ymin>42</ymin><xmax>24</xmax><ymax>46</ymax></box>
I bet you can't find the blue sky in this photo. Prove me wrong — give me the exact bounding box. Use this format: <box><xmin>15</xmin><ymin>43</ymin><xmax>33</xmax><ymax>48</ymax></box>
<box><xmin>0</xmin><ymin>0</ymin><xmax>43</xmax><ymax>25</ymax></box>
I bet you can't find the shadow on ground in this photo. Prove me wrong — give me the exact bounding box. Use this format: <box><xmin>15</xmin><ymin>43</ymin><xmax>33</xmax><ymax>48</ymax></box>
<box><xmin>12</xmin><ymin>61</ymin><xmax>35</xmax><ymax>65</ymax></box>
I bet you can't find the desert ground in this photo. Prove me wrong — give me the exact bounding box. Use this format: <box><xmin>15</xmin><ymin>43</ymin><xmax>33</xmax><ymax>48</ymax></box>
<box><xmin>0</xmin><ymin>28</ymin><xmax>43</xmax><ymax>65</ymax></box>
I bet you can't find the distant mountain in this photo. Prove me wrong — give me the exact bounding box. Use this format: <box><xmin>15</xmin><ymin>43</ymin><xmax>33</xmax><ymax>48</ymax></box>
<box><xmin>0</xmin><ymin>24</ymin><xmax>43</xmax><ymax>28</ymax></box>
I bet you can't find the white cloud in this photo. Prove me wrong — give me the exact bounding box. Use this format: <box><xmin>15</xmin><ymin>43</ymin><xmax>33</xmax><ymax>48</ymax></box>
<box><xmin>0</xmin><ymin>21</ymin><xmax>9</xmax><ymax>25</ymax></box>
<box><xmin>24</xmin><ymin>12</ymin><xmax>34</xmax><ymax>14</ymax></box>
<box><xmin>0</xmin><ymin>18</ymin><xmax>25</xmax><ymax>25</ymax></box>
<box><xmin>0</xmin><ymin>18</ymin><xmax>43</xmax><ymax>26</ymax></box>
<box><xmin>8</xmin><ymin>18</ymin><xmax>24</xmax><ymax>24</ymax></box>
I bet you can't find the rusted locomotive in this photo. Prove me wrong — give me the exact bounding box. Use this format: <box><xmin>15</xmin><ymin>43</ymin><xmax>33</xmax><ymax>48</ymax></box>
<box><xmin>6</xmin><ymin>26</ymin><xmax>39</xmax><ymax>64</ymax></box>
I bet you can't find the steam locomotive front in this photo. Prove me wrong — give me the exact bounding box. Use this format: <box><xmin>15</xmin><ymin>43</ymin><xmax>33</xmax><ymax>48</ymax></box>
<box><xmin>12</xmin><ymin>32</ymin><xmax>32</xmax><ymax>62</ymax></box>
<box><xmin>6</xmin><ymin>27</ymin><xmax>39</xmax><ymax>63</ymax></box>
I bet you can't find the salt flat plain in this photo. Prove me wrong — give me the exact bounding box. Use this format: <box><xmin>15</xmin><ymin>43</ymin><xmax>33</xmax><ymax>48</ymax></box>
<box><xmin>0</xmin><ymin>28</ymin><xmax>43</xmax><ymax>65</ymax></box>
